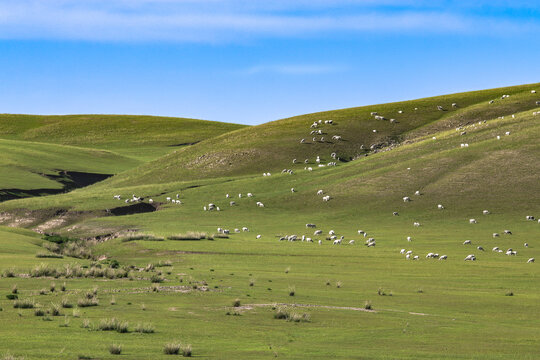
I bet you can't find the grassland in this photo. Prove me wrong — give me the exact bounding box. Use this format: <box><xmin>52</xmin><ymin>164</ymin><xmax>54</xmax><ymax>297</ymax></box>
<box><xmin>0</xmin><ymin>83</ymin><xmax>539</xmax><ymax>359</ymax></box>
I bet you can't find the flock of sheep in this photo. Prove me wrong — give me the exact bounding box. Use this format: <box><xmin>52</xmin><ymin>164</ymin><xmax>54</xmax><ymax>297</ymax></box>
<box><xmin>109</xmin><ymin>89</ymin><xmax>539</xmax><ymax>264</ymax></box>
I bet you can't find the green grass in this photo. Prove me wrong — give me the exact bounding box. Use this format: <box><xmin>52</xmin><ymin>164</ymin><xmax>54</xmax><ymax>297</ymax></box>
<box><xmin>0</xmin><ymin>83</ymin><xmax>540</xmax><ymax>358</ymax></box>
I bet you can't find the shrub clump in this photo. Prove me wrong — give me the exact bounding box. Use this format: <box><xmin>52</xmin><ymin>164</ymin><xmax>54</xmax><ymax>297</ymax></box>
<box><xmin>135</xmin><ymin>323</ymin><xmax>155</xmax><ymax>334</ymax></box>
<box><xmin>98</xmin><ymin>318</ymin><xmax>129</xmax><ymax>333</ymax></box>
<box><xmin>109</xmin><ymin>344</ymin><xmax>122</xmax><ymax>355</ymax></box>
<box><xmin>168</xmin><ymin>232</ymin><xmax>207</xmax><ymax>241</ymax></box>
<box><xmin>163</xmin><ymin>342</ymin><xmax>181</xmax><ymax>355</ymax></box>
<box><xmin>13</xmin><ymin>299</ymin><xmax>35</xmax><ymax>309</ymax></box>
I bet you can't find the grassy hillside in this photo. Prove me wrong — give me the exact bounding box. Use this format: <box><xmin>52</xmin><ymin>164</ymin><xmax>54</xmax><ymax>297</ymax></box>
<box><xmin>105</xmin><ymin>82</ymin><xmax>540</xmax><ymax>186</ymax></box>
<box><xmin>1</xmin><ymin>83</ymin><xmax>540</xmax><ymax>359</ymax></box>
<box><xmin>0</xmin><ymin>114</ymin><xmax>247</xmax><ymax>161</ymax></box>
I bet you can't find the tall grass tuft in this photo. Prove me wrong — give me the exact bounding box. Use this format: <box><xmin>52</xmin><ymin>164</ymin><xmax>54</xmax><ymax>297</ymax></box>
<box><xmin>13</xmin><ymin>299</ymin><xmax>34</xmax><ymax>309</ymax></box>
<box><xmin>49</xmin><ymin>303</ymin><xmax>62</xmax><ymax>316</ymax></box>
<box><xmin>288</xmin><ymin>285</ymin><xmax>295</xmax><ymax>296</ymax></box>
<box><xmin>168</xmin><ymin>232</ymin><xmax>207</xmax><ymax>240</ymax></box>
<box><xmin>163</xmin><ymin>342</ymin><xmax>181</xmax><ymax>355</ymax></box>
<box><xmin>135</xmin><ymin>322</ymin><xmax>155</xmax><ymax>334</ymax></box>
<box><xmin>232</xmin><ymin>299</ymin><xmax>241</xmax><ymax>307</ymax></box>
<box><xmin>11</xmin><ymin>284</ymin><xmax>18</xmax><ymax>294</ymax></box>
<box><xmin>181</xmin><ymin>344</ymin><xmax>192</xmax><ymax>357</ymax></box>
<box><xmin>109</xmin><ymin>344</ymin><xmax>122</xmax><ymax>355</ymax></box>
<box><xmin>61</xmin><ymin>298</ymin><xmax>73</xmax><ymax>308</ymax></box>
<box><xmin>364</xmin><ymin>300</ymin><xmax>372</xmax><ymax>310</ymax></box>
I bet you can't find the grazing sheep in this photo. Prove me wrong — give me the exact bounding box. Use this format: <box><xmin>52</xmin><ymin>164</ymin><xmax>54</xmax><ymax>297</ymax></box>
<box><xmin>317</xmin><ymin>190</ymin><xmax>324</xmax><ymax>195</ymax></box>
<box><xmin>438</xmin><ymin>204</ymin><xmax>444</xmax><ymax>210</ymax></box>
<box><xmin>464</xmin><ymin>254</ymin><xmax>476</xmax><ymax>261</ymax></box>
<box><xmin>256</xmin><ymin>235</ymin><xmax>261</xmax><ymax>239</ymax></box>
<box><xmin>358</xmin><ymin>230</ymin><xmax>365</xmax><ymax>235</ymax></box>
<box><xmin>203</xmin><ymin>206</ymin><xmax>207</xmax><ymax>211</ymax></box>
<box><xmin>223</xmin><ymin>229</ymin><xmax>230</xmax><ymax>235</ymax></box>
<box><xmin>413</xmin><ymin>222</ymin><xmax>421</xmax><ymax>227</ymax></box>
<box><xmin>526</xmin><ymin>215</ymin><xmax>535</xmax><ymax>221</ymax></box>
<box><xmin>493</xmin><ymin>233</ymin><xmax>500</xmax><ymax>238</ymax></box>
<box><xmin>400</xmin><ymin>249</ymin><xmax>406</xmax><ymax>254</ymax></box>
<box><xmin>406</xmin><ymin>250</ymin><xmax>413</xmax><ymax>255</ymax></box>
<box><xmin>403</xmin><ymin>196</ymin><xmax>411</xmax><ymax>202</ymax></box>
<box><xmin>406</xmin><ymin>254</ymin><xmax>411</xmax><ymax>260</ymax></box>
<box><xmin>439</xmin><ymin>255</ymin><xmax>448</xmax><ymax>260</ymax></box>
<box><xmin>532</xmin><ymin>90</ymin><xmax>537</xmax><ymax>93</ymax></box>
<box><xmin>492</xmin><ymin>247</ymin><xmax>500</xmax><ymax>252</ymax></box>
<box><xmin>504</xmin><ymin>230</ymin><xmax>512</xmax><ymax>235</ymax></box>
<box><xmin>524</xmin><ymin>243</ymin><xmax>528</xmax><ymax>247</ymax></box>
<box><xmin>393</xmin><ymin>212</ymin><xmax>399</xmax><ymax>216</ymax></box>
<box><xmin>247</xmin><ymin>193</ymin><xmax>253</xmax><ymax>197</ymax></box>
<box><xmin>349</xmin><ymin>240</ymin><xmax>355</xmax><ymax>245</ymax></box>
<box><xmin>242</xmin><ymin>227</ymin><xmax>249</xmax><ymax>232</ymax></box>
<box><xmin>149</xmin><ymin>199</ymin><xmax>153</xmax><ymax>203</ymax></box>
<box><xmin>306</xmin><ymin>238</ymin><xmax>313</xmax><ymax>243</ymax></box>
<box><xmin>483</xmin><ymin>210</ymin><xmax>490</xmax><ymax>215</ymax></box>
<box><xmin>413</xmin><ymin>255</ymin><xmax>419</xmax><ymax>260</ymax></box>
<box><xmin>166</xmin><ymin>197</ymin><xmax>171</xmax><ymax>202</ymax></box>
<box><xmin>333</xmin><ymin>239</ymin><xmax>342</xmax><ymax>245</ymax></box>
<box><xmin>256</xmin><ymin>202</ymin><xmax>265</xmax><ymax>208</ymax></box>
<box><xmin>329</xmin><ymin>230</ymin><xmax>335</xmax><ymax>235</ymax></box>
<box><xmin>463</xmin><ymin>240</ymin><xmax>472</xmax><ymax>245</ymax></box>
<box><xmin>318</xmin><ymin>240</ymin><xmax>322</xmax><ymax>245</ymax></box>
<box><xmin>407</xmin><ymin>236</ymin><xmax>412</xmax><ymax>242</ymax></box>
<box><xmin>226</xmin><ymin>194</ymin><xmax>230</xmax><ymax>198</ymax></box>
<box><xmin>306</xmin><ymin>223</ymin><xmax>316</xmax><ymax>228</ymax></box>
<box><xmin>437</xmin><ymin>105</ymin><xmax>444</xmax><ymax>111</ymax></box>
<box><xmin>528</xmin><ymin>258</ymin><xmax>535</xmax><ymax>263</ymax></box>
<box><xmin>489</xmin><ymin>100</ymin><xmax>494</xmax><ymax>104</ymax></box>
<box><xmin>506</xmin><ymin>249</ymin><xmax>517</xmax><ymax>256</ymax></box>
<box><xmin>230</xmin><ymin>201</ymin><xmax>236</xmax><ymax>206</ymax></box>
<box><xmin>452</xmin><ymin>103</ymin><xmax>457</xmax><ymax>108</ymax></box>
<box><xmin>415</xmin><ymin>190</ymin><xmax>421</xmax><ymax>196</ymax></box>
<box><xmin>314</xmin><ymin>230</ymin><xmax>323</xmax><ymax>235</ymax></box>
<box><xmin>238</xmin><ymin>193</ymin><xmax>242</xmax><ymax>198</ymax></box>
<box><xmin>477</xmin><ymin>246</ymin><xmax>485</xmax><ymax>251</ymax></box>
<box><xmin>300</xmin><ymin>138</ymin><xmax>305</xmax><ymax>143</ymax></box>
<box><xmin>322</xmin><ymin>195</ymin><xmax>331</xmax><ymax>202</ymax></box>
<box><xmin>470</xmin><ymin>219</ymin><xmax>477</xmax><ymax>224</ymax></box>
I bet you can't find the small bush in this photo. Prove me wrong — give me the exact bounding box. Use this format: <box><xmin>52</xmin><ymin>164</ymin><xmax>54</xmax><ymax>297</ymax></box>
<box><xmin>168</xmin><ymin>232</ymin><xmax>207</xmax><ymax>241</ymax></box>
<box><xmin>50</xmin><ymin>283</ymin><xmax>56</xmax><ymax>292</ymax></box>
<box><xmin>150</xmin><ymin>274</ymin><xmax>164</xmax><ymax>283</ymax></box>
<box><xmin>98</xmin><ymin>318</ymin><xmax>129</xmax><ymax>333</ymax></box>
<box><xmin>13</xmin><ymin>299</ymin><xmax>34</xmax><ymax>309</ymax></box>
<box><xmin>2</xmin><ymin>268</ymin><xmax>16</xmax><ymax>278</ymax></box>
<box><xmin>78</xmin><ymin>297</ymin><xmax>99</xmax><ymax>307</ymax></box>
<box><xmin>506</xmin><ymin>291</ymin><xmax>514</xmax><ymax>296</ymax></box>
<box><xmin>36</xmin><ymin>252</ymin><xmax>64</xmax><ymax>259</ymax></box>
<box><xmin>274</xmin><ymin>307</ymin><xmax>290</xmax><ymax>319</ymax></box>
<box><xmin>109</xmin><ymin>344</ymin><xmax>122</xmax><ymax>355</ymax></box>
<box><xmin>336</xmin><ymin>281</ymin><xmax>342</xmax><ymax>288</ymax></box>
<box><xmin>39</xmin><ymin>289</ymin><xmax>47</xmax><ymax>295</ymax></box>
<box><xmin>288</xmin><ymin>286</ymin><xmax>295</xmax><ymax>296</ymax></box>
<box><xmin>61</xmin><ymin>298</ymin><xmax>73</xmax><ymax>308</ymax></box>
<box><xmin>163</xmin><ymin>342</ymin><xmax>181</xmax><ymax>355</ymax></box>
<box><xmin>249</xmin><ymin>279</ymin><xmax>255</xmax><ymax>287</ymax></box>
<box><xmin>135</xmin><ymin>322</ymin><xmax>155</xmax><ymax>333</ymax></box>
<box><xmin>6</xmin><ymin>294</ymin><xmax>18</xmax><ymax>300</ymax></box>
<box><xmin>232</xmin><ymin>299</ymin><xmax>241</xmax><ymax>307</ymax></box>
<box><xmin>288</xmin><ymin>312</ymin><xmax>311</xmax><ymax>323</ymax></box>
<box><xmin>81</xmin><ymin>319</ymin><xmax>91</xmax><ymax>328</ymax></box>
<box><xmin>110</xmin><ymin>296</ymin><xmax>116</xmax><ymax>305</ymax></box>
<box><xmin>11</xmin><ymin>284</ymin><xmax>18</xmax><ymax>294</ymax></box>
<box><xmin>181</xmin><ymin>344</ymin><xmax>192</xmax><ymax>357</ymax></box>
<box><xmin>285</xmin><ymin>267</ymin><xmax>290</xmax><ymax>274</ymax></box>
<box><xmin>61</xmin><ymin>283</ymin><xmax>66</xmax><ymax>292</ymax></box>
<box><xmin>364</xmin><ymin>301</ymin><xmax>372</xmax><ymax>310</ymax></box>
<box><xmin>49</xmin><ymin>303</ymin><xmax>62</xmax><ymax>316</ymax></box>
<box><xmin>120</xmin><ymin>234</ymin><xmax>164</xmax><ymax>242</ymax></box>
<box><xmin>34</xmin><ymin>308</ymin><xmax>45</xmax><ymax>316</ymax></box>
<box><xmin>72</xmin><ymin>309</ymin><xmax>80</xmax><ymax>318</ymax></box>
<box><xmin>60</xmin><ymin>316</ymin><xmax>70</xmax><ymax>327</ymax></box>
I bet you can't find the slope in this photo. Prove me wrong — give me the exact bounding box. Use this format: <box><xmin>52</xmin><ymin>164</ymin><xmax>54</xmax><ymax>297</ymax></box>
<box><xmin>104</xmin><ymin>82</ymin><xmax>540</xmax><ymax>186</ymax></box>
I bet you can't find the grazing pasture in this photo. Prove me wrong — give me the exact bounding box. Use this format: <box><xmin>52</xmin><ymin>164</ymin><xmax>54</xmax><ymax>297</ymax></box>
<box><xmin>0</xmin><ymin>83</ymin><xmax>540</xmax><ymax>359</ymax></box>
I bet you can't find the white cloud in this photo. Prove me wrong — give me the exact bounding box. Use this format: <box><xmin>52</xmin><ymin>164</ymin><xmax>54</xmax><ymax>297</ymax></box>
<box><xmin>0</xmin><ymin>0</ymin><xmax>538</xmax><ymax>42</ymax></box>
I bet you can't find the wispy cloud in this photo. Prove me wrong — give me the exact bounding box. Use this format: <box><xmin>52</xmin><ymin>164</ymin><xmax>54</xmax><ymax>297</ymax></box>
<box><xmin>0</xmin><ymin>0</ymin><xmax>538</xmax><ymax>42</ymax></box>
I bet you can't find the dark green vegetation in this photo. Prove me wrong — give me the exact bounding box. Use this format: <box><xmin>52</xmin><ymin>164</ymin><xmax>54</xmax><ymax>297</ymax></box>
<box><xmin>0</xmin><ymin>83</ymin><xmax>539</xmax><ymax>359</ymax></box>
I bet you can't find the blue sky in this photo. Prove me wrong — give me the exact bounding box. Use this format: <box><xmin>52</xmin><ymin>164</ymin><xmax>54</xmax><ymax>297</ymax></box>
<box><xmin>0</xmin><ymin>1</ymin><xmax>539</xmax><ymax>125</ymax></box>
